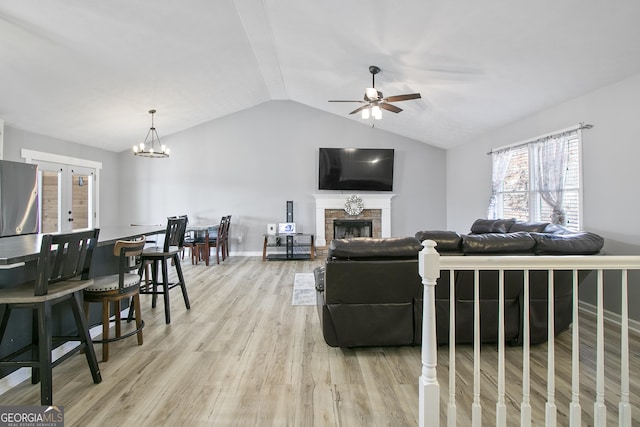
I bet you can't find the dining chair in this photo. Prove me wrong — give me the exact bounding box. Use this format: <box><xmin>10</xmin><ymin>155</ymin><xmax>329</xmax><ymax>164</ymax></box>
<box><xmin>223</xmin><ymin>215</ymin><xmax>232</xmax><ymax>258</ymax></box>
<box><xmin>0</xmin><ymin>229</ymin><xmax>102</xmax><ymax>405</ymax></box>
<box><xmin>182</xmin><ymin>229</ymin><xmax>196</xmax><ymax>263</ymax></box>
<box><xmin>138</xmin><ymin>216</ymin><xmax>190</xmax><ymax>324</ymax></box>
<box><xmin>83</xmin><ymin>237</ymin><xmax>146</xmax><ymax>362</ymax></box>
<box><xmin>195</xmin><ymin>216</ymin><xmax>226</xmax><ymax>265</ymax></box>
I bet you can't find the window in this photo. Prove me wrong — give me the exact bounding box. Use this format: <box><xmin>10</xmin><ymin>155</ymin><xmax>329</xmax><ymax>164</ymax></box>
<box><xmin>488</xmin><ymin>126</ymin><xmax>584</xmax><ymax>231</ymax></box>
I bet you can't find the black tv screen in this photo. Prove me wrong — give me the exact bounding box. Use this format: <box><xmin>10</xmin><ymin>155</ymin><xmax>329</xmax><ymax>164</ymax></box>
<box><xmin>318</xmin><ymin>148</ymin><xmax>394</xmax><ymax>191</ymax></box>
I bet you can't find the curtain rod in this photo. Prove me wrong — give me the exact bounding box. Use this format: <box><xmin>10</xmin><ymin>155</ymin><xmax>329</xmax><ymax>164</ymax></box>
<box><xmin>487</xmin><ymin>122</ymin><xmax>593</xmax><ymax>155</ymax></box>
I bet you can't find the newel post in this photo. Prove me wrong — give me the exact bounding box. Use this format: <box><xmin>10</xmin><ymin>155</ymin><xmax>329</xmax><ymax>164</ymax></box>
<box><xmin>419</xmin><ymin>240</ymin><xmax>440</xmax><ymax>427</ymax></box>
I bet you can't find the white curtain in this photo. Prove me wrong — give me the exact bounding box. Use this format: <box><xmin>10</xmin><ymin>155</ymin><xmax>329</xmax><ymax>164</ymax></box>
<box><xmin>532</xmin><ymin>134</ymin><xmax>571</xmax><ymax>225</ymax></box>
<box><xmin>487</xmin><ymin>148</ymin><xmax>513</xmax><ymax>219</ymax></box>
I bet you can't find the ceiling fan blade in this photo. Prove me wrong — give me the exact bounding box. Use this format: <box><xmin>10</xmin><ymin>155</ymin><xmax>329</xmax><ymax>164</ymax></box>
<box><xmin>383</xmin><ymin>93</ymin><xmax>422</xmax><ymax>103</ymax></box>
<box><xmin>349</xmin><ymin>105</ymin><xmax>370</xmax><ymax>115</ymax></box>
<box><xmin>328</xmin><ymin>100</ymin><xmax>365</xmax><ymax>103</ymax></box>
<box><xmin>379</xmin><ymin>103</ymin><xmax>403</xmax><ymax>113</ymax></box>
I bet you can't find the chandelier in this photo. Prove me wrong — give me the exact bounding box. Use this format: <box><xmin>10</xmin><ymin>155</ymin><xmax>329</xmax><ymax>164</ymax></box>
<box><xmin>132</xmin><ymin>109</ymin><xmax>169</xmax><ymax>158</ymax></box>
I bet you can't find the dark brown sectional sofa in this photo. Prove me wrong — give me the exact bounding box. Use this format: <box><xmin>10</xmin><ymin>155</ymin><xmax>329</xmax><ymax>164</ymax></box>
<box><xmin>314</xmin><ymin>219</ymin><xmax>604</xmax><ymax>348</ymax></box>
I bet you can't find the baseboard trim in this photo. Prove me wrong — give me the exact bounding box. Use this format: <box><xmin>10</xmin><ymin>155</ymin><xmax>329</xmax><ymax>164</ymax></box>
<box><xmin>230</xmin><ymin>251</ymin><xmax>263</xmax><ymax>257</ymax></box>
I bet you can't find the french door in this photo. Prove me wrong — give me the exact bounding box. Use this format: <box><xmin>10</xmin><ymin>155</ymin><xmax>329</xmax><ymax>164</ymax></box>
<box><xmin>37</xmin><ymin>162</ymin><xmax>96</xmax><ymax>233</ymax></box>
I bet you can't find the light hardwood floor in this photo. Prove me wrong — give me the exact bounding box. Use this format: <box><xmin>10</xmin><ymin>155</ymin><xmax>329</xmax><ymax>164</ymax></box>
<box><xmin>0</xmin><ymin>256</ymin><xmax>638</xmax><ymax>426</ymax></box>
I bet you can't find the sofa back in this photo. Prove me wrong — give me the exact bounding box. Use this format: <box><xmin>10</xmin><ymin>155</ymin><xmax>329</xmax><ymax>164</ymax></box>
<box><xmin>415</xmin><ymin>219</ymin><xmax>604</xmax><ymax>255</ymax></box>
<box><xmin>325</xmin><ymin>237</ymin><xmax>424</xmax><ymax>304</ymax></box>
<box><xmin>329</xmin><ymin>236</ymin><xmax>423</xmax><ymax>260</ymax></box>
<box><xmin>322</xmin><ymin>237</ymin><xmax>424</xmax><ymax>347</ymax></box>
<box><xmin>324</xmin><ymin>260</ymin><xmax>422</xmax><ymax>304</ymax></box>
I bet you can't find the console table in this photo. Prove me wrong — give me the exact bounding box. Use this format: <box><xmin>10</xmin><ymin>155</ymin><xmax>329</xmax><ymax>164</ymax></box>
<box><xmin>262</xmin><ymin>233</ymin><xmax>315</xmax><ymax>261</ymax></box>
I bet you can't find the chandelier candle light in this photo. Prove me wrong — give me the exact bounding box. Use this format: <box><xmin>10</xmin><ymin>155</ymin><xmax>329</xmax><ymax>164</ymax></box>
<box><xmin>133</xmin><ymin>109</ymin><xmax>170</xmax><ymax>158</ymax></box>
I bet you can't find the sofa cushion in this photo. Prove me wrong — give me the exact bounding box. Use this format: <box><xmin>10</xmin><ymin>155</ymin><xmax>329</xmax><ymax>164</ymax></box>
<box><xmin>470</xmin><ymin>218</ymin><xmax>516</xmax><ymax>234</ymax></box>
<box><xmin>329</xmin><ymin>237</ymin><xmax>423</xmax><ymax>260</ymax></box>
<box><xmin>509</xmin><ymin>221</ymin><xmax>550</xmax><ymax>233</ymax></box>
<box><xmin>532</xmin><ymin>231</ymin><xmax>604</xmax><ymax>254</ymax></box>
<box><xmin>414</xmin><ymin>230</ymin><xmax>462</xmax><ymax>252</ymax></box>
<box><xmin>462</xmin><ymin>231</ymin><xmax>536</xmax><ymax>254</ymax></box>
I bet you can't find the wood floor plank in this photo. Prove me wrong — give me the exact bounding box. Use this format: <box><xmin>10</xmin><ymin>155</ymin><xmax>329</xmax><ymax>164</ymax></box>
<box><xmin>0</xmin><ymin>256</ymin><xmax>638</xmax><ymax>426</ymax></box>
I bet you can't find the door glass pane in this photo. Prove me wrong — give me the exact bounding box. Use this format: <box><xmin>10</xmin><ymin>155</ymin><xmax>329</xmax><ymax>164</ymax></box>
<box><xmin>36</xmin><ymin>162</ymin><xmax>95</xmax><ymax>233</ymax></box>
<box><xmin>71</xmin><ymin>171</ymin><xmax>91</xmax><ymax>230</ymax></box>
<box><xmin>39</xmin><ymin>170</ymin><xmax>61</xmax><ymax>233</ymax></box>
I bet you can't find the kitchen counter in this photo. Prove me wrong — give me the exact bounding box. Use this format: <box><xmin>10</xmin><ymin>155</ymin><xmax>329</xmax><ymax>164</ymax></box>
<box><xmin>0</xmin><ymin>225</ymin><xmax>163</xmax><ymax>266</ymax></box>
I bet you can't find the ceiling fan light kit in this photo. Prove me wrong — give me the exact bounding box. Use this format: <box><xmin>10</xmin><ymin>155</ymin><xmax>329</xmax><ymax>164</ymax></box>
<box><xmin>365</xmin><ymin>87</ymin><xmax>380</xmax><ymax>101</ymax></box>
<box><xmin>329</xmin><ymin>65</ymin><xmax>421</xmax><ymax>121</ymax></box>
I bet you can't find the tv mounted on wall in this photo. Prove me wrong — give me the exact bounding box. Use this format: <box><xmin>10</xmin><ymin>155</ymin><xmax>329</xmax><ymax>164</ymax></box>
<box><xmin>318</xmin><ymin>148</ymin><xmax>394</xmax><ymax>191</ymax></box>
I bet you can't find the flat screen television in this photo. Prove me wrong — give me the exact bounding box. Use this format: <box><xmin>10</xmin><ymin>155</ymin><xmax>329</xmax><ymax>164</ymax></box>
<box><xmin>318</xmin><ymin>148</ymin><xmax>394</xmax><ymax>191</ymax></box>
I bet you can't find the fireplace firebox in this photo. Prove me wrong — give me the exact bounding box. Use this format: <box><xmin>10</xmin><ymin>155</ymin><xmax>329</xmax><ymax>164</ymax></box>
<box><xmin>333</xmin><ymin>220</ymin><xmax>373</xmax><ymax>239</ymax></box>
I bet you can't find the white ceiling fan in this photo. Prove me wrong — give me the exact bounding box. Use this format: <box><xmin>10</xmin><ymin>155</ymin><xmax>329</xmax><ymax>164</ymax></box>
<box><xmin>329</xmin><ymin>65</ymin><xmax>421</xmax><ymax>119</ymax></box>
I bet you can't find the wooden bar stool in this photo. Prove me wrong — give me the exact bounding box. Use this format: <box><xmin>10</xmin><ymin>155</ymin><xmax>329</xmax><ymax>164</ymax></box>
<box><xmin>83</xmin><ymin>237</ymin><xmax>146</xmax><ymax>362</ymax></box>
<box><xmin>138</xmin><ymin>216</ymin><xmax>190</xmax><ymax>324</ymax></box>
<box><xmin>0</xmin><ymin>229</ymin><xmax>102</xmax><ymax>405</ymax></box>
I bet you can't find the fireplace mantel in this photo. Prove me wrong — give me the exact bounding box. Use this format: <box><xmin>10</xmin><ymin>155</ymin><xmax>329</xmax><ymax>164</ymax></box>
<box><xmin>313</xmin><ymin>193</ymin><xmax>394</xmax><ymax>246</ymax></box>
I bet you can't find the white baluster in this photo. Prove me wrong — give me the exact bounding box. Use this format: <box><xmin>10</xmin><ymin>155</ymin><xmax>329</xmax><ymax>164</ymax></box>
<box><xmin>569</xmin><ymin>269</ymin><xmax>582</xmax><ymax>427</ymax></box>
<box><xmin>521</xmin><ymin>270</ymin><xmax>532</xmax><ymax>427</ymax></box>
<box><xmin>472</xmin><ymin>269</ymin><xmax>482</xmax><ymax>427</ymax></box>
<box><xmin>496</xmin><ymin>270</ymin><xmax>506</xmax><ymax>426</ymax></box>
<box><xmin>619</xmin><ymin>269</ymin><xmax>631</xmax><ymax>427</ymax></box>
<box><xmin>594</xmin><ymin>269</ymin><xmax>606</xmax><ymax>426</ymax></box>
<box><xmin>448</xmin><ymin>269</ymin><xmax>457</xmax><ymax>427</ymax></box>
<box><xmin>546</xmin><ymin>270</ymin><xmax>557</xmax><ymax>426</ymax></box>
<box><xmin>418</xmin><ymin>240</ymin><xmax>440</xmax><ymax>427</ymax></box>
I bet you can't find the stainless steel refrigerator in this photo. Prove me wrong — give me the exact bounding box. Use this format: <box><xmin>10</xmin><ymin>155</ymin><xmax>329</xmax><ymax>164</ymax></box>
<box><xmin>0</xmin><ymin>160</ymin><xmax>39</xmax><ymax>237</ymax></box>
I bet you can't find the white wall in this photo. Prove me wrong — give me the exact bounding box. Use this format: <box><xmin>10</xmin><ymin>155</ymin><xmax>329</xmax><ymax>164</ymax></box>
<box><xmin>118</xmin><ymin>100</ymin><xmax>447</xmax><ymax>254</ymax></box>
<box><xmin>2</xmin><ymin>126</ymin><xmax>122</xmax><ymax>227</ymax></box>
<box><xmin>447</xmin><ymin>72</ymin><xmax>640</xmax><ymax>251</ymax></box>
<box><xmin>446</xmin><ymin>72</ymin><xmax>640</xmax><ymax>320</ymax></box>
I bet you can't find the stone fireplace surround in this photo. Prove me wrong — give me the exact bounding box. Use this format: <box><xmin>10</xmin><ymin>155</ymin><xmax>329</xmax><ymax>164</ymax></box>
<box><xmin>313</xmin><ymin>194</ymin><xmax>394</xmax><ymax>247</ymax></box>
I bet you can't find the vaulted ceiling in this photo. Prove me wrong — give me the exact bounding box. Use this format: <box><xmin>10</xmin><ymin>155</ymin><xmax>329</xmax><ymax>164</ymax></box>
<box><xmin>2</xmin><ymin>1</ymin><xmax>640</xmax><ymax>152</ymax></box>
